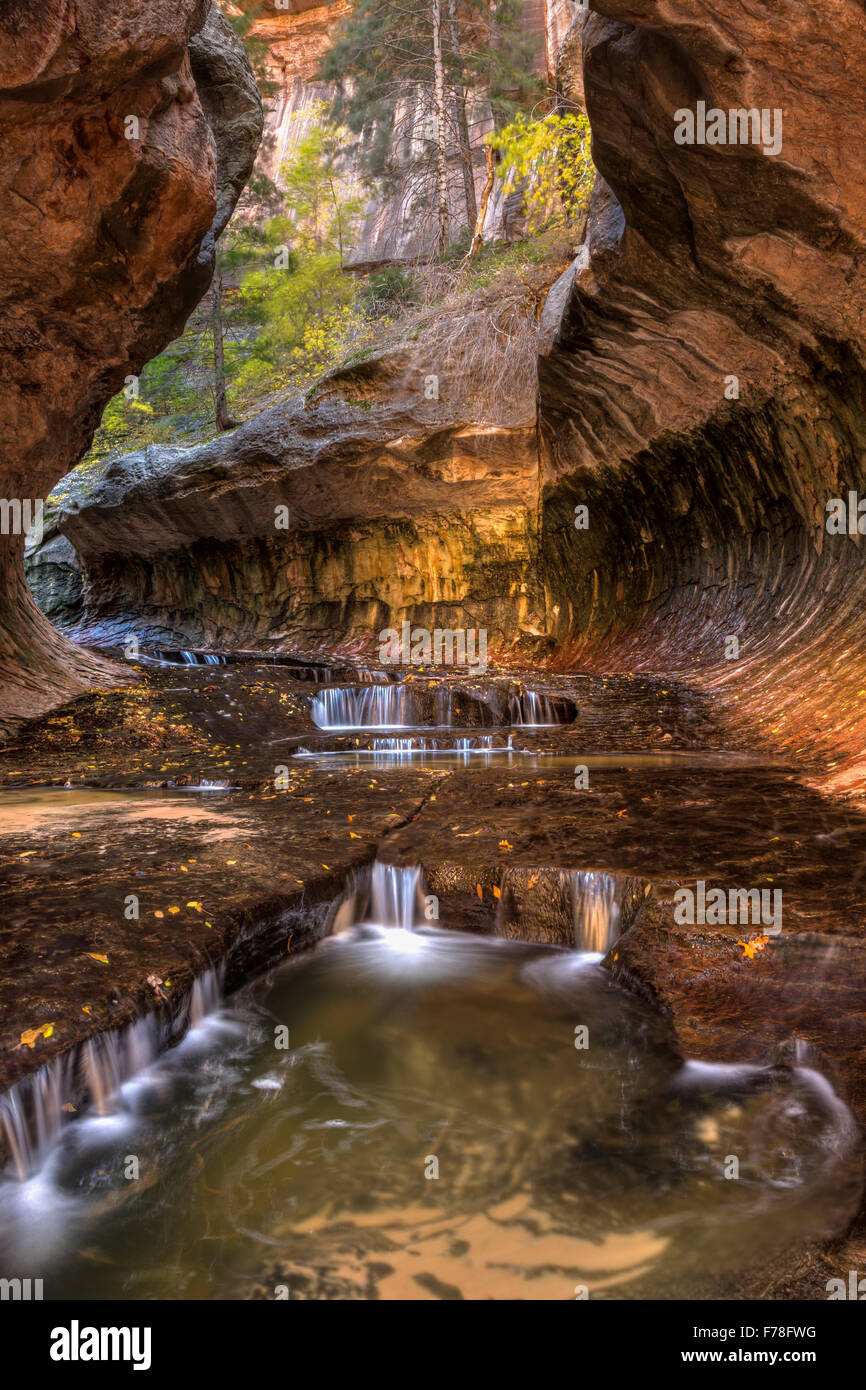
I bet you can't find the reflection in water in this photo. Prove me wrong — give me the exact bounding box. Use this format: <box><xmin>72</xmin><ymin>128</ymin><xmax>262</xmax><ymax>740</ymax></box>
<box><xmin>0</xmin><ymin>921</ymin><xmax>858</xmax><ymax>1300</ymax></box>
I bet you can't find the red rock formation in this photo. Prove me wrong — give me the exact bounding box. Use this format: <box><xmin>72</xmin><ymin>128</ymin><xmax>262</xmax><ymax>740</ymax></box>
<box><xmin>39</xmin><ymin>347</ymin><xmax>544</xmax><ymax>656</ymax></box>
<box><xmin>0</xmin><ymin>1</ymin><xmax>261</xmax><ymax>733</ymax></box>
<box><xmin>539</xmin><ymin>1</ymin><xmax>866</xmax><ymax>796</ymax></box>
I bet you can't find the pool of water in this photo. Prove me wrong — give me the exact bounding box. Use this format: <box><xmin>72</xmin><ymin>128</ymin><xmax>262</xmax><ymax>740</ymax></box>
<box><xmin>0</xmin><ymin>922</ymin><xmax>857</xmax><ymax>1300</ymax></box>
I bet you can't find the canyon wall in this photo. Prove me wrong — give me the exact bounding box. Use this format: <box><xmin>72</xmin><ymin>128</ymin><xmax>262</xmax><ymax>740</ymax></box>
<box><xmin>0</xmin><ymin>1</ymin><xmax>261</xmax><ymax>732</ymax></box>
<box><xmin>37</xmin><ymin>345</ymin><xmax>544</xmax><ymax>656</ymax></box>
<box><xmin>537</xmin><ymin>0</ymin><xmax>866</xmax><ymax>792</ymax></box>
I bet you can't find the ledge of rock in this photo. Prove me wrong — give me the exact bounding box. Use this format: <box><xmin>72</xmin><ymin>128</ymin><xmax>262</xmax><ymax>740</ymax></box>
<box><xmin>37</xmin><ymin>348</ymin><xmax>545</xmax><ymax>657</ymax></box>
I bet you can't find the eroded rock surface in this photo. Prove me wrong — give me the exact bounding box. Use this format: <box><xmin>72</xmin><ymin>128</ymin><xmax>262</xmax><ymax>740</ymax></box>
<box><xmin>0</xmin><ymin>1</ymin><xmax>261</xmax><ymax>732</ymax></box>
<box><xmin>38</xmin><ymin>347</ymin><xmax>544</xmax><ymax>656</ymax></box>
<box><xmin>540</xmin><ymin>0</ymin><xmax>866</xmax><ymax>795</ymax></box>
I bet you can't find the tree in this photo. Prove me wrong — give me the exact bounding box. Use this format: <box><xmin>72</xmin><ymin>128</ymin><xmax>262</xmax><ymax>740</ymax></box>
<box><xmin>82</xmin><ymin>119</ymin><xmax>372</xmax><ymax>462</ymax></box>
<box><xmin>318</xmin><ymin>0</ymin><xmax>541</xmax><ymax>256</ymax></box>
<box><xmin>488</xmin><ymin>111</ymin><xmax>594</xmax><ymax>237</ymax></box>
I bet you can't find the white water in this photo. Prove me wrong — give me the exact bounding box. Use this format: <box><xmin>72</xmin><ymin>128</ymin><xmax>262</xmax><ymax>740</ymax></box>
<box><xmin>177</xmin><ymin>651</ymin><xmax>224</xmax><ymax>666</ymax></box>
<box><xmin>571</xmin><ymin>871</ymin><xmax>621</xmax><ymax>955</ymax></box>
<box><xmin>0</xmin><ymin>967</ymin><xmax>223</xmax><ymax>1180</ymax></box>
<box><xmin>311</xmin><ymin>686</ymin><xmax>420</xmax><ymax>729</ymax></box>
<box><xmin>367</xmin><ymin>863</ymin><xmax>426</xmax><ymax>930</ymax></box>
<box><xmin>507</xmin><ymin>691</ymin><xmax>563</xmax><ymax>726</ymax></box>
<box><xmin>297</xmin><ymin>734</ymin><xmax>513</xmax><ymax>757</ymax></box>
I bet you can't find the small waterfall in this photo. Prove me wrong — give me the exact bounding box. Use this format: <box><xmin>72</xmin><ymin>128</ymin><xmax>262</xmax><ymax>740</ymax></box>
<box><xmin>370</xmin><ymin>736</ymin><xmax>420</xmax><ymax>754</ymax></box>
<box><xmin>311</xmin><ymin>686</ymin><xmax>419</xmax><ymax>729</ymax></box>
<box><xmin>507</xmin><ymin>691</ymin><xmax>560</xmax><ymax>726</ymax></box>
<box><xmin>367</xmin><ymin>862</ymin><xmax>426</xmax><ymax>930</ymax></box>
<box><xmin>0</xmin><ymin>1052</ymin><xmax>76</xmax><ymax>1181</ymax></box>
<box><xmin>571</xmin><ymin>872</ymin><xmax>620</xmax><ymax>954</ymax></box>
<box><xmin>83</xmin><ymin>1013</ymin><xmax>160</xmax><ymax>1117</ymax></box>
<box><xmin>190</xmin><ymin>965</ymin><xmax>223</xmax><ymax>1025</ymax></box>
<box><xmin>0</xmin><ymin>966</ymin><xmax>223</xmax><ymax>1179</ymax></box>
<box><xmin>156</xmin><ymin>650</ymin><xmax>227</xmax><ymax>667</ymax></box>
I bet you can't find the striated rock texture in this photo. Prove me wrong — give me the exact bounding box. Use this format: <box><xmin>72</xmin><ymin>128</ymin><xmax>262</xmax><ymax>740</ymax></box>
<box><xmin>538</xmin><ymin>0</ymin><xmax>866</xmax><ymax>795</ymax></box>
<box><xmin>38</xmin><ymin>348</ymin><xmax>544</xmax><ymax>655</ymax></box>
<box><xmin>0</xmin><ymin>1</ymin><xmax>261</xmax><ymax>733</ymax></box>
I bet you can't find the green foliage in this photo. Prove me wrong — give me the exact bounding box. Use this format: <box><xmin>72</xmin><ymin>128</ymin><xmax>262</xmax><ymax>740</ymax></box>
<box><xmin>83</xmin><ymin>116</ymin><xmax>378</xmax><ymax>464</ymax></box>
<box><xmin>488</xmin><ymin>112</ymin><xmax>595</xmax><ymax>235</ymax></box>
<box><xmin>318</xmin><ymin>0</ymin><xmax>542</xmax><ymax>236</ymax></box>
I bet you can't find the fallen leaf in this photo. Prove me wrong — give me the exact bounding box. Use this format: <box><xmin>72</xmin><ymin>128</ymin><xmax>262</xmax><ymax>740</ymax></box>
<box><xmin>87</xmin><ymin>953</ymin><xmax>109</xmax><ymax>964</ymax></box>
<box><xmin>18</xmin><ymin>1023</ymin><xmax>54</xmax><ymax>1048</ymax></box>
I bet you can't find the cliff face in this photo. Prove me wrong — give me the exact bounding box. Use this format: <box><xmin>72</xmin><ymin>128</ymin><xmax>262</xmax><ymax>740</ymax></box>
<box><xmin>249</xmin><ymin>0</ymin><xmax>579</xmax><ymax>267</ymax></box>
<box><xmin>0</xmin><ymin>1</ymin><xmax>261</xmax><ymax>732</ymax></box>
<box><xmin>538</xmin><ymin>0</ymin><xmax>866</xmax><ymax>794</ymax></box>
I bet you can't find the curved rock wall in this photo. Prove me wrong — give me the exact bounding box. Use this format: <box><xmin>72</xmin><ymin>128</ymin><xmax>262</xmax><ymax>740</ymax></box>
<box><xmin>538</xmin><ymin>1</ymin><xmax>866</xmax><ymax>794</ymax></box>
<box><xmin>39</xmin><ymin>350</ymin><xmax>544</xmax><ymax>655</ymax></box>
<box><xmin>0</xmin><ymin>1</ymin><xmax>261</xmax><ymax>732</ymax></box>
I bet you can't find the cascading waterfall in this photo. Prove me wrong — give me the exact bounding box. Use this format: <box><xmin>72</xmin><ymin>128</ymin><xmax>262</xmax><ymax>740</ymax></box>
<box><xmin>190</xmin><ymin>966</ymin><xmax>223</xmax><ymax>1024</ymax></box>
<box><xmin>0</xmin><ymin>1051</ymin><xmax>76</xmax><ymax>1181</ymax></box>
<box><xmin>311</xmin><ymin>686</ymin><xmax>420</xmax><ymax>729</ymax></box>
<box><xmin>0</xmin><ymin>966</ymin><xmax>223</xmax><ymax>1179</ymax></box>
<box><xmin>571</xmin><ymin>871</ymin><xmax>621</xmax><ymax>954</ymax></box>
<box><xmin>507</xmin><ymin>691</ymin><xmax>561</xmax><ymax>726</ymax></box>
<box><xmin>367</xmin><ymin>862</ymin><xmax>426</xmax><ymax>930</ymax></box>
<box><xmin>169</xmin><ymin>651</ymin><xmax>225</xmax><ymax>666</ymax></box>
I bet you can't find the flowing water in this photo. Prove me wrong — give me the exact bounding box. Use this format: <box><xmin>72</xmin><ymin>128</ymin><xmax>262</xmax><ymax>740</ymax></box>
<box><xmin>311</xmin><ymin>686</ymin><xmax>422</xmax><ymax>729</ymax></box>
<box><xmin>0</xmin><ymin>867</ymin><xmax>858</xmax><ymax>1301</ymax></box>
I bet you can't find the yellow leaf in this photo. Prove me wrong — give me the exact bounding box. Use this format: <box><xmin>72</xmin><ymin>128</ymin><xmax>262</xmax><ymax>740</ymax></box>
<box><xmin>19</xmin><ymin>1023</ymin><xmax>54</xmax><ymax>1048</ymax></box>
<box><xmin>186</xmin><ymin>901</ymin><xmax>203</xmax><ymax>912</ymax></box>
<box><xmin>476</xmin><ymin>883</ymin><xmax>483</xmax><ymax>900</ymax></box>
<box><xmin>154</xmin><ymin>910</ymin><xmax>164</xmax><ymax>919</ymax></box>
<box><xmin>168</xmin><ymin>906</ymin><xmax>180</xmax><ymax>915</ymax></box>
<box><xmin>493</xmin><ymin>885</ymin><xmax>501</xmax><ymax>899</ymax></box>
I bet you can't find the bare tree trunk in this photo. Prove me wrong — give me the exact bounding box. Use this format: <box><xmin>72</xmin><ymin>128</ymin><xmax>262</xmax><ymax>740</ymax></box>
<box><xmin>210</xmin><ymin>272</ymin><xmax>236</xmax><ymax>432</ymax></box>
<box><xmin>446</xmin><ymin>0</ymin><xmax>477</xmax><ymax>233</ymax></box>
<box><xmin>431</xmin><ymin>0</ymin><xmax>450</xmax><ymax>256</ymax></box>
<box><xmin>468</xmin><ymin>142</ymin><xmax>495</xmax><ymax>258</ymax></box>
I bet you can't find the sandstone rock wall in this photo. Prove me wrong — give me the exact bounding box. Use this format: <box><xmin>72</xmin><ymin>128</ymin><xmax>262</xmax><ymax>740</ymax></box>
<box><xmin>538</xmin><ymin>1</ymin><xmax>866</xmax><ymax>793</ymax></box>
<box><xmin>0</xmin><ymin>1</ymin><xmax>262</xmax><ymax>732</ymax></box>
<box><xmin>38</xmin><ymin>349</ymin><xmax>544</xmax><ymax>656</ymax></box>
